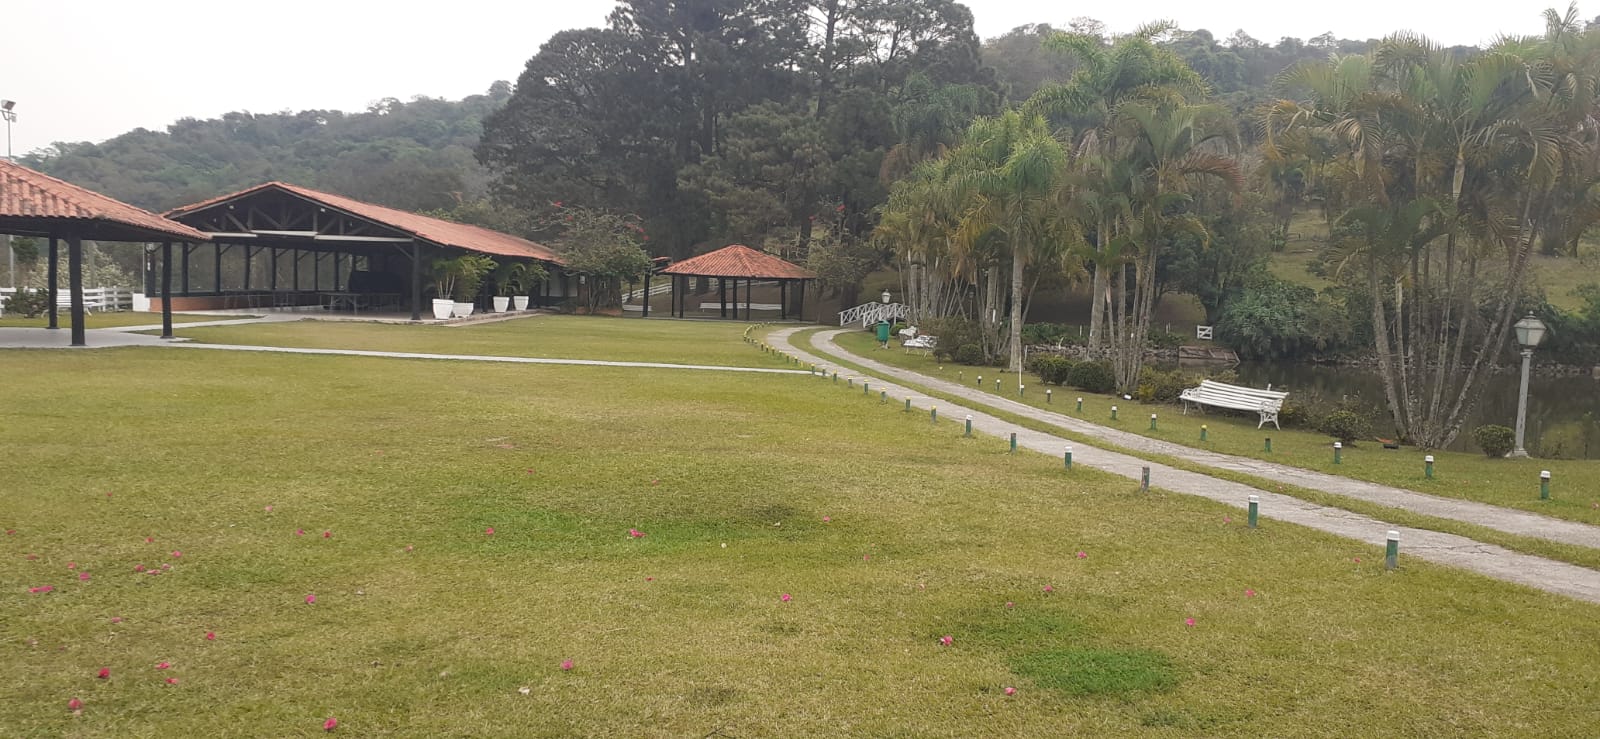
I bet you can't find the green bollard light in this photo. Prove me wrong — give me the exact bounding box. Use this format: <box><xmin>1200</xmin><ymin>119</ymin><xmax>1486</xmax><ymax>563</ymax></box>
<box><xmin>880</xmin><ymin>390</ymin><xmax>886</xmax><ymax>404</ymax></box>
<box><xmin>1010</xmin><ymin>433</ymin><xmax>1017</xmax><ymax>454</ymax></box>
<box><xmin>1111</xmin><ymin>405</ymin><xmax>1119</xmax><ymax>421</ymax></box>
<box><xmin>832</xmin><ymin>372</ymin><xmax>838</xmax><ymax>383</ymax></box>
<box><xmin>1019</xmin><ymin>384</ymin><xmax>1025</xmax><ymax>398</ymax></box>
<box><xmin>848</xmin><ymin>377</ymin><xmax>854</xmax><ymax>388</ymax></box>
<box><xmin>1248</xmin><ymin>495</ymin><xmax>1259</xmax><ymax>528</ymax></box>
<box><xmin>1424</xmin><ymin>455</ymin><xmax>1434</xmax><ymax>480</ymax></box>
<box><xmin>964</xmin><ymin>415</ymin><xmax>972</xmax><ymax>437</ymax></box>
<box><xmin>864</xmin><ymin>382</ymin><xmax>870</xmax><ymax>395</ymax></box>
<box><xmin>1541</xmin><ymin>470</ymin><xmax>1551</xmax><ymax>500</ymax></box>
<box><xmin>995</xmin><ymin>378</ymin><xmax>1001</xmax><ymax>392</ymax></box>
<box><xmin>1064</xmin><ymin>445</ymin><xmax>1073</xmax><ymax>470</ymax></box>
<box><xmin>1140</xmin><ymin>466</ymin><xmax>1150</xmax><ymax>491</ymax></box>
<box><xmin>1046</xmin><ymin>389</ymin><xmax>1052</xmax><ymax>404</ymax></box>
<box><xmin>977</xmin><ymin>374</ymin><xmax>983</xmax><ymax>388</ymax></box>
<box><xmin>1076</xmin><ymin>397</ymin><xmax>1083</xmax><ymax>412</ymax></box>
<box><xmin>1333</xmin><ymin>442</ymin><xmax>1343</xmax><ymax>465</ymax></box>
<box><xmin>1200</xmin><ymin>425</ymin><xmax>1208</xmax><ymax>442</ymax></box>
<box><xmin>1385</xmin><ymin>530</ymin><xmax>1400</xmax><ymax>570</ymax></box>
<box><xmin>959</xmin><ymin>371</ymin><xmax>964</xmax><ymax>383</ymax></box>
<box><xmin>931</xmin><ymin>406</ymin><xmax>937</xmax><ymax>424</ymax></box>
<box><xmin>1264</xmin><ymin>436</ymin><xmax>1272</xmax><ymax>453</ymax></box>
<box><xmin>1150</xmin><ymin>413</ymin><xmax>1158</xmax><ymax>431</ymax></box>
<box><xmin>905</xmin><ymin>397</ymin><xmax>911</xmax><ymax>412</ymax></box>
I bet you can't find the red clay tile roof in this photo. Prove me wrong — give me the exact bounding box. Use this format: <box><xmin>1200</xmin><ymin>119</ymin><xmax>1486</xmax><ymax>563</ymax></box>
<box><xmin>661</xmin><ymin>244</ymin><xmax>814</xmax><ymax>279</ymax></box>
<box><xmin>0</xmin><ymin>158</ymin><xmax>209</xmax><ymax>242</ymax></box>
<box><xmin>166</xmin><ymin>182</ymin><xmax>562</xmax><ymax>264</ymax></box>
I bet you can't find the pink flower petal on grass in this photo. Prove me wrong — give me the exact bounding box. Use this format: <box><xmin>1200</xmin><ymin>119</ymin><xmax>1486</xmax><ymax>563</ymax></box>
<box><xmin>628</xmin><ymin>528</ymin><xmax>645</xmax><ymax>538</ymax></box>
<box><xmin>404</xmin><ymin>545</ymin><xmax>414</xmax><ymax>553</ymax></box>
<box><xmin>145</xmin><ymin>537</ymin><xmax>153</xmax><ymax>543</ymax></box>
<box><xmin>67</xmin><ymin>562</ymin><xmax>77</xmax><ymax>570</ymax></box>
<box><xmin>97</xmin><ymin>668</ymin><xmax>110</xmax><ymax>679</ymax></box>
<box><xmin>1076</xmin><ymin>551</ymin><xmax>1087</xmax><ymax>559</ymax></box>
<box><xmin>780</xmin><ymin>593</ymin><xmax>791</xmax><ymax>602</ymax></box>
<box><xmin>68</xmin><ymin>698</ymin><xmax>82</xmax><ymax>712</ymax></box>
<box><xmin>1244</xmin><ymin>589</ymin><xmax>1256</xmax><ymax>597</ymax></box>
<box><xmin>155</xmin><ymin>662</ymin><xmax>170</xmax><ymax>670</ymax></box>
<box><xmin>1005</xmin><ymin>601</ymin><xmax>1015</xmax><ymax>608</ymax></box>
<box><xmin>324</xmin><ymin>717</ymin><xmax>338</xmax><ymax>731</ymax></box>
<box><xmin>1042</xmin><ymin>585</ymin><xmax>1054</xmax><ymax>593</ymax></box>
<box><xmin>296</xmin><ymin>529</ymin><xmax>305</xmax><ymax>537</ymax></box>
<box><xmin>305</xmin><ymin>594</ymin><xmax>317</xmax><ymax>605</ymax></box>
<box><xmin>822</xmin><ymin>516</ymin><xmax>831</xmax><ymax>523</ymax></box>
<box><xmin>322</xmin><ymin>531</ymin><xmax>332</xmax><ymax>539</ymax></box>
<box><xmin>78</xmin><ymin>573</ymin><xmax>91</xmax><ymax>581</ymax></box>
<box><xmin>939</xmin><ymin>635</ymin><xmax>953</xmax><ymax>646</ymax></box>
<box><xmin>165</xmin><ymin>677</ymin><xmax>179</xmax><ymax>685</ymax></box>
<box><xmin>109</xmin><ymin>617</ymin><xmax>122</xmax><ymax>624</ymax></box>
<box><xmin>560</xmin><ymin>659</ymin><xmax>573</xmax><ymax>671</ymax></box>
<box><xmin>264</xmin><ymin>505</ymin><xmax>273</xmax><ymax>512</ymax></box>
<box><xmin>1004</xmin><ymin>686</ymin><xmax>1017</xmax><ymax>696</ymax></box>
<box><xmin>205</xmin><ymin>631</ymin><xmax>216</xmax><ymax>641</ymax></box>
<box><xmin>171</xmin><ymin>551</ymin><xmax>182</xmax><ymax>558</ymax></box>
<box><xmin>134</xmin><ymin>564</ymin><xmax>145</xmax><ymax>573</ymax></box>
<box><xmin>1184</xmin><ymin>618</ymin><xmax>1195</xmax><ymax>627</ymax></box>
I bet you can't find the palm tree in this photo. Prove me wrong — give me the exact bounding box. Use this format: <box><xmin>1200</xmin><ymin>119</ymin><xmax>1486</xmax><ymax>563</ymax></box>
<box><xmin>942</xmin><ymin>110</ymin><xmax>1078</xmax><ymax>371</ymax></box>
<box><xmin>1025</xmin><ymin>22</ymin><xmax>1206</xmax><ymax>353</ymax></box>
<box><xmin>1103</xmin><ymin>101</ymin><xmax>1243</xmax><ymax>392</ymax></box>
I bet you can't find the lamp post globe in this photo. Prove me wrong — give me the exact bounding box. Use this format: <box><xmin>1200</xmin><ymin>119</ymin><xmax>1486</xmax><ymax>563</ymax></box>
<box><xmin>1510</xmin><ymin>312</ymin><xmax>1548</xmax><ymax>458</ymax></box>
<box><xmin>881</xmin><ymin>290</ymin><xmax>891</xmax><ymax>305</ymax></box>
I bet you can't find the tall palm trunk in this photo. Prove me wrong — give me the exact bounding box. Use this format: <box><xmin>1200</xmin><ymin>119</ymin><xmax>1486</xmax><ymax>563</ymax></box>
<box><xmin>1007</xmin><ymin>249</ymin><xmax>1025</xmax><ymax>371</ymax></box>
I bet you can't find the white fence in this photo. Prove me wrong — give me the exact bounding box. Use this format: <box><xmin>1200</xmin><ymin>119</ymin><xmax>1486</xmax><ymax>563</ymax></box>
<box><xmin>837</xmin><ymin>301</ymin><xmax>908</xmax><ymax>328</ymax></box>
<box><xmin>0</xmin><ymin>287</ymin><xmax>137</xmax><ymax>316</ymax></box>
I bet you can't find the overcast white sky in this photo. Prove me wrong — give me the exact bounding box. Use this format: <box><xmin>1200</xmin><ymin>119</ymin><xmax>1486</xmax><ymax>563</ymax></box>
<box><xmin>2</xmin><ymin>0</ymin><xmax>1560</xmax><ymax>156</ymax></box>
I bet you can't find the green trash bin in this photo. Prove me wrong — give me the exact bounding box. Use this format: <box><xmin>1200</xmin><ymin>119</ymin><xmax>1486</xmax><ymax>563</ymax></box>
<box><xmin>876</xmin><ymin>319</ymin><xmax>891</xmax><ymax>347</ymax></box>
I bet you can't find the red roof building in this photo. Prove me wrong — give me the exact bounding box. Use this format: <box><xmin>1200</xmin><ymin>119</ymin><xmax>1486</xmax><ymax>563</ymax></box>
<box><xmin>657</xmin><ymin>244</ymin><xmax>813</xmax><ymax>320</ymax></box>
<box><xmin>0</xmin><ymin>159</ymin><xmax>209</xmax><ymax>345</ymax></box>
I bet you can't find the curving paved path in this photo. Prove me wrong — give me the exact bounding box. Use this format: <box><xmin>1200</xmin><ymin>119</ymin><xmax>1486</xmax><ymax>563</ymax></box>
<box><xmin>768</xmin><ymin>327</ymin><xmax>1600</xmax><ymax>604</ymax></box>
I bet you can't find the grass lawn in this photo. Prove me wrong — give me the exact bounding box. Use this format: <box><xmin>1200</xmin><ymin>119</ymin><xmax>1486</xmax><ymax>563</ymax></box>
<box><xmin>156</xmin><ymin>315</ymin><xmax>788</xmax><ymax>369</ymax></box>
<box><xmin>0</xmin><ymin>313</ymin><xmax>220</xmax><ymax>329</ymax></box>
<box><xmin>820</xmin><ymin>329</ymin><xmax>1600</xmax><ymax>528</ymax></box>
<box><xmin>5</xmin><ymin>326</ymin><xmax>1600</xmax><ymax>736</ymax></box>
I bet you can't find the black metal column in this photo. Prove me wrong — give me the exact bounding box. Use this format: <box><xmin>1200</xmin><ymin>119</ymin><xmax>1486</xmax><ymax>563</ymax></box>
<box><xmin>292</xmin><ymin>249</ymin><xmax>300</xmax><ymax>292</ymax></box>
<box><xmin>410</xmin><ymin>241</ymin><xmax>422</xmax><ymax>321</ymax></box>
<box><xmin>46</xmin><ymin>236</ymin><xmax>58</xmax><ymax>330</ymax></box>
<box><xmin>720</xmin><ymin>278</ymin><xmax>727</xmax><ymax>318</ymax></box>
<box><xmin>642</xmin><ymin>271</ymin><xmax>651</xmax><ymax>317</ymax></box>
<box><xmin>797</xmin><ymin>279</ymin><xmax>805</xmax><ymax>321</ymax></box>
<box><xmin>67</xmin><ymin>236</ymin><xmax>86</xmax><ymax>347</ymax></box>
<box><xmin>270</xmin><ymin>248</ymin><xmax>278</xmax><ymax>291</ymax></box>
<box><xmin>745</xmin><ymin>279</ymin><xmax>752</xmax><ymax>320</ymax></box>
<box><xmin>780</xmin><ymin>281</ymin><xmax>787</xmax><ymax>320</ymax></box>
<box><xmin>161</xmin><ymin>242</ymin><xmax>174</xmax><ymax>339</ymax></box>
<box><xmin>333</xmin><ymin>252</ymin><xmax>342</xmax><ymax>292</ymax></box>
<box><xmin>181</xmin><ymin>244</ymin><xmax>191</xmax><ymax>295</ymax></box>
<box><xmin>214</xmin><ymin>244</ymin><xmax>223</xmax><ymax>293</ymax></box>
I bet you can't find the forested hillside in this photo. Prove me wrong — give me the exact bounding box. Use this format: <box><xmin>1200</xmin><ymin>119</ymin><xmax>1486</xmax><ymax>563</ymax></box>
<box><xmin>22</xmin><ymin>84</ymin><xmax>512</xmax><ymax>213</ymax></box>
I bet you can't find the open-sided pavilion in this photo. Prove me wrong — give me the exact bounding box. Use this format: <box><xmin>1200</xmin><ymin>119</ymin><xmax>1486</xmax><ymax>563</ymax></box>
<box><xmin>658</xmin><ymin>244</ymin><xmax>814</xmax><ymax>320</ymax></box>
<box><xmin>162</xmin><ymin>182</ymin><xmax>566</xmax><ymax>320</ymax></box>
<box><xmin>0</xmin><ymin>158</ymin><xmax>208</xmax><ymax>346</ymax></box>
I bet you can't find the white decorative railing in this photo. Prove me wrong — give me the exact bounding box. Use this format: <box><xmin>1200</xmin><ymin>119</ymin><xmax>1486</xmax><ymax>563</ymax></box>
<box><xmin>623</xmin><ymin>281</ymin><xmax>675</xmax><ymax>303</ymax></box>
<box><xmin>0</xmin><ymin>286</ymin><xmax>135</xmax><ymax>315</ymax></box>
<box><xmin>837</xmin><ymin>301</ymin><xmax>907</xmax><ymax>327</ymax></box>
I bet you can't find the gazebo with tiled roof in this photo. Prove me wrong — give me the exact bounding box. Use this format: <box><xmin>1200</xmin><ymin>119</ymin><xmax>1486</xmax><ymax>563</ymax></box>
<box><xmin>0</xmin><ymin>158</ymin><xmax>209</xmax><ymax>346</ymax></box>
<box><xmin>658</xmin><ymin>244</ymin><xmax>814</xmax><ymax>320</ymax></box>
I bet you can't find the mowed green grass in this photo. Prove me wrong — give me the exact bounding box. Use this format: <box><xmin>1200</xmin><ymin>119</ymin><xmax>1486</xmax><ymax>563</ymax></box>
<box><xmin>3</xmin><ymin>335</ymin><xmax>1600</xmax><ymax>736</ymax></box>
<box><xmin>0</xmin><ymin>312</ymin><xmax>218</xmax><ymax>329</ymax></box>
<box><xmin>823</xmin><ymin>329</ymin><xmax>1600</xmax><ymax>526</ymax></box>
<box><xmin>160</xmin><ymin>315</ymin><xmax>785</xmax><ymax>368</ymax></box>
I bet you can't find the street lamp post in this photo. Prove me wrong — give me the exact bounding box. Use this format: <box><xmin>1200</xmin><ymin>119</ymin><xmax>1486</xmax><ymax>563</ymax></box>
<box><xmin>877</xmin><ymin>290</ymin><xmax>892</xmax><ymax>348</ymax></box>
<box><xmin>2</xmin><ymin>100</ymin><xmax>15</xmax><ymax>289</ymax></box>
<box><xmin>1511</xmin><ymin>312</ymin><xmax>1549</xmax><ymax>458</ymax></box>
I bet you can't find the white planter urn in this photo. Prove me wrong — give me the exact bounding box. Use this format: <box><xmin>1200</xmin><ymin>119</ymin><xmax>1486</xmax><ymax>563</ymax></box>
<box><xmin>492</xmin><ymin>296</ymin><xmax>511</xmax><ymax>312</ymax></box>
<box><xmin>431</xmin><ymin>299</ymin><xmax>454</xmax><ymax>320</ymax></box>
<box><xmin>511</xmin><ymin>296</ymin><xmax>530</xmax><ymax>311</ymax></box>
<box><xmin>452</xmin><ymin>301</ymin><xmax>476</xmax><ymax>318</ymax></box>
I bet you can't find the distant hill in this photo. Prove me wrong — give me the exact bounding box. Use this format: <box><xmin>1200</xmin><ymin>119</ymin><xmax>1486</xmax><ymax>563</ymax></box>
<box><xmin>23</xmin><ymin>82</ymin><xmax>513</xmax><ymax>214</ymax></box>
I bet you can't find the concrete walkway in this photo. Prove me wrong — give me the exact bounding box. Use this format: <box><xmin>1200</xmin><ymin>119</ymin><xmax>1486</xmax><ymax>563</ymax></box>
<box><xmin>801</xmin><ymin>330</ymin><xmax>1600</xmax><ymax>551</ymax></box>
<box><xmin>768</xmin><ymin>327</ymin><xmax>1600</xmax><ymax>604</ymax></box>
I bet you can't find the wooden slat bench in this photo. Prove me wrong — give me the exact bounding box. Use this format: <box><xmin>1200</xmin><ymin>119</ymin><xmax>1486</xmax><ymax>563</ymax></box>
<box><xmin>1179</xmin><ymin>379</ymin><xmax>1289</xmax><ymax>429</ymax></box>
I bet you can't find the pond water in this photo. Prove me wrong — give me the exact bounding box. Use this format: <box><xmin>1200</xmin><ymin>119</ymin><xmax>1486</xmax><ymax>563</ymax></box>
<box><xmin>1202</xmin><ymin>361</ymin><xmax>1600</xmax><ymax>458</ymax></box>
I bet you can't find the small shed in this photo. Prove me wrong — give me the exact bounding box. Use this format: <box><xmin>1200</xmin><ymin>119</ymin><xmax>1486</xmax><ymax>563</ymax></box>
<box><xmin>658</xmin><ymin>244</ymin><xmax>814</xmax><ymax>320</ymax></box>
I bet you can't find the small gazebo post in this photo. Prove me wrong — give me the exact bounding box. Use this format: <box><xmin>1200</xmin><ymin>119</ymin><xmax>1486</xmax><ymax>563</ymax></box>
<box><xmin>797</xmin><ymin>279</ymin><xmax>806</xmax><ymax>321</ymax></box>
<box><xmin>67</xmin><ymin>235</ymin><xmax>86</xmax><ymax>347</ymax></box>
<box><xmin>780</xmin><ymin>280</ymin><xmax>787</xmax><ymax>320</ymax></box>
<box><xmin>46</xmin><ymin>236</ymin><xmax>58</xmax><ymax>330</ymax></box>
<box><xmin>720</xmin><ymin>278</ymin><xmax>727</xmax><ymax>318</ymax></box>
<box><xmin>409</xmin><ymin>240</ymin><xmax>422</xmax><ymax>322</ymax></box>
<box><xmin>745</xmin><ymin>278</ymin><xmax>752</xmax><ymax>320</ymax></box>
<box><xmin>642</xmin><ymin>268</ymin><xmax>651</xmax><ymax>317</ymax></box>
<box><xmin>161</xmin><ymin>242</ymin><xmax>174</xmax><ymax>339</ymax></box>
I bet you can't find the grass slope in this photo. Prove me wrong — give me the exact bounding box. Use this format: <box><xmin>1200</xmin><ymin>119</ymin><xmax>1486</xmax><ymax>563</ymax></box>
<box><xmin>3</xmin><ymin>327</ymin><xmax>1600</xmax><ymax>736</ymax></box>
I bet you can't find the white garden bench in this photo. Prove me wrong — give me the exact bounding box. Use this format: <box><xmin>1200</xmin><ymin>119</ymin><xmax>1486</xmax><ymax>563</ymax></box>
<box><xmin>1179</xmin><ymin>379</ymin><xmax>1289</xmax><ymax>430</ymax></box>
